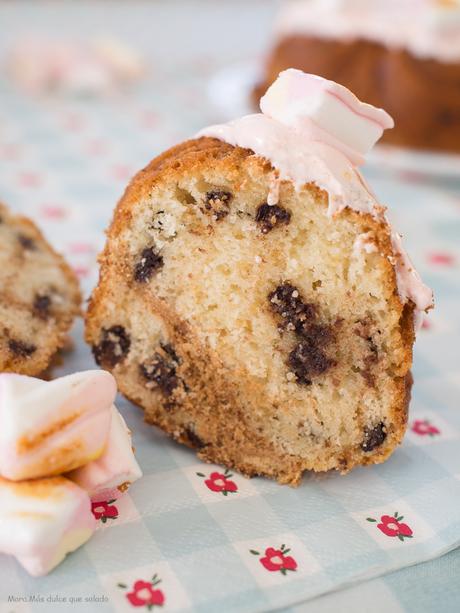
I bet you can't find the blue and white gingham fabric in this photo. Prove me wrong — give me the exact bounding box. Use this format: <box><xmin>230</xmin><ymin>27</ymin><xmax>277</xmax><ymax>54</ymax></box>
<box><xmin>0</xmin><ymin>2</ymin><xmax>459</xmax><ymax>611</ymax></box>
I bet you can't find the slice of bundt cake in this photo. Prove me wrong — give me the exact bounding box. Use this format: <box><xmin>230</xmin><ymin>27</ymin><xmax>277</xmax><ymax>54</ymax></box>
<box><xmin>0</xmin><ymin>203</ymin><xmax>81</xmax><ymax>375</ymax></box>
<box><xmin>86</xmin><ymin>70</ymin><xmax>432</xmax><ymax>485</ymax></box>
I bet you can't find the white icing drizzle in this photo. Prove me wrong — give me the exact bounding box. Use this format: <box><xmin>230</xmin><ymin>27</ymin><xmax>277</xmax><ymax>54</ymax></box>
<box><xmin>276</xmin><ymin>0</ymin><xmax>460</xmax><ymax>63</ymax></box>
<box><xmin>390</xmin><ymin>232</ymin><xmax>434</xmax><ymax>330</ymax></box>
<box><xmin>197</xmin><ymin>70</ymin><xmax>433</xmax><ymax>325</ymax></box>
<box><xmin>267</xmin><ymin>172</ymin><xmax>281</xmax><ymax>205</ymax></box>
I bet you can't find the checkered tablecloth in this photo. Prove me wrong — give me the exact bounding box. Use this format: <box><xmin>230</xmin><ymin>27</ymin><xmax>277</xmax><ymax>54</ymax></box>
<box><xmin>0</xmin><ymin>2</ymin><xmax>459</xmax><ymax>612</ymax></box>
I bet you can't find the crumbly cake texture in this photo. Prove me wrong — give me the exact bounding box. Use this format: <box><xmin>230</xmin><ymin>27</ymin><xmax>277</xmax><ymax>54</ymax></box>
<box><xmin>86</xmin><ymin>136</ymin><xmax>417</xmax><ymax>485</ymax></box>
<box><xmin>0</xmin><ymin>203</ymin><xmax>81</xmax><ymax>375</ymax></box>
<box><xmin>254</xmin><ymin>37</ymin><xmax>460</xmax><ymax>153</ymax></box>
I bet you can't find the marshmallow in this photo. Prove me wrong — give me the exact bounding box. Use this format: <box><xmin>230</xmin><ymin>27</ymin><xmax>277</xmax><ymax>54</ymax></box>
<box><xmin>0</xmin><ymin>476</ymin><xmax>95</xmax><ymax>576</ymax></box>
<box><xmin>6</xmin><ymin>37</ymin><xmax>144</xmax><ymax>96</ymax></box>
<box><xmin>68</xmin><ymin>406</ymin><xmax>142</xmax><ymax>502</ymax></box>
<box><xmin>0</xmin><ymin>370</ymin><xmax>116</xmax><ymax>481</ymax></box>
<box><xmin>260</xmin><ymin>69</ymin><xmax>394</xmax><ymax>165</ymax></box>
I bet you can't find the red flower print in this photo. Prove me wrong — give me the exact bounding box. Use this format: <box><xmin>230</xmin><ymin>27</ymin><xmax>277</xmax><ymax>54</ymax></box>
<box><xmin>196</xmin><ymin>468</ymin><xmax>238</xmax><ymax>496</ymax></box>
<box><xmin>86</xmin><ymin>139</ymin><xmax>109</xmax><ymax>156</ymax></box>
<box><xmin>367</xmin><ymin>511</ymin><xmax>413</xmax><ymax>541</ymax></box>
<box><xmin>140</xmin><ymin>111</ymin><xmax>158</xmax><ymax>129</ymax></box>
<box><xmin>91</xmin><ymin>499</ymin><xmax>118</xmax><ymax>523</ymax></box>
<box><xmin>428</xmin><ymin>252</ymin><xmax>455</xmax><ymax>266</ymax></box>
<box><xmin>68</xmin><ymin>242</ymin><xmax>94</xmax><ymax>254</ymax></box>
<box><xmin>18</xmin><ymin>171</ymin><xmax>42</xmax><ymax>188</ymax></box>
<box><xmin>250</xmin><ymin>545</ymin><xmax>298</xmax><ymax>575</ymax></box>
<box><xmin>411</xmin><ymin>419</ymin><xmax>440</xmax><ymax>437</ymax></box>
<box><xmin>119</xmin><ymin>574</ymin><xmax>165</xmax><ymax>610</ymax></box>
<box><xmin>40</xmin><ymin>204</ymin><xmax>67</xmax><ymax>220</ymax></box>
<box><xmin>111</xmin><ymin>164</ymin><xmax>133</xmax><ymax>181</ymax></box>
<box><xmin>0</xmin><ymin>143</ymin><xmax>21</xmax><ymax>160</ymax></box>
<box><xmin>62</xmin><ymin>113</ymin><xmax>85</xmax><ymax>132</ymax></box>
<box><xmin>73</xmin><ymin>265</ymin><xmax>90</xmax><ymax>278</ymax></box>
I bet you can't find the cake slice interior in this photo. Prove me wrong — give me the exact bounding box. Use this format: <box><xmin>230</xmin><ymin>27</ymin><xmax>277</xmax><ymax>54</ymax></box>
<box><xmin>87</xmin><ymin>138</ymin><xmax>414</xmax><ymax>484</ymax></box>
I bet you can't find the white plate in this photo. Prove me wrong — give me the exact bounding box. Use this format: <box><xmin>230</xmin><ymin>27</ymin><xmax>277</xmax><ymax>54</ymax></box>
<box><xmin>208</xmin><ymin>61</ymin><xmax>460</xmax><ymax>179</ymax></box>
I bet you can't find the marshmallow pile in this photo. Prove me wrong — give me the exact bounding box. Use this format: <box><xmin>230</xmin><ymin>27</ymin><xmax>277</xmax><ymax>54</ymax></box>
<box><xmin>6</xmin><ymin>37</ymin><xmax>145</xmax><ymax>96</ymax></box>
<box><xmin>0</xmin><ymin>370</ymin><xmax>142</xmax><ymax>576</ymax></box>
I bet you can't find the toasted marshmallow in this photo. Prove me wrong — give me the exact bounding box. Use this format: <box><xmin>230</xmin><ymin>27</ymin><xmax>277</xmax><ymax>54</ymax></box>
<box><xmin>0</xmin><ymin>370</ymin><xmax>116</xmax><ymax>481</ymax></box>
<box><xmin>68</xmin><ymin>406</ymin><xmax>142</xmax><ymax>502</ymax></box>
<box><xmin>260</xmin><ymin>69</ymin><xmax>394</xmax><ymax>165</ymax></box>
<box><xmin>0</xmin><ymin>476</ymin><xmax>95</xmax><ymax>576</ymax></box>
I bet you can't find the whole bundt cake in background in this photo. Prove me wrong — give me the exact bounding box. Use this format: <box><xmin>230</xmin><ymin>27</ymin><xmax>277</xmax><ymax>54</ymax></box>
<box><xmin>254</xmin><ymin>0</ymin><xmax>460</xmax><ymax>154</ymax></box>
<box><xmin>86</xmin><ymin>69</ymin><xmax>433</xmax><ymax>485</ymax></box>
<box><xmin>0</xmin><ymin>202</ymin><xmax>81</xmax><ymax>376</ymax></box>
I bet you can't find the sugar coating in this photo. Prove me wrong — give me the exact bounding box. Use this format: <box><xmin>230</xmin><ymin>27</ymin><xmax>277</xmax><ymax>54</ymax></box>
<box><xmin>0</xmin><ymin>476</ymin><xmax>95</xmax><ymax>576</ymax></box>
<box><xmin>68</xmin><ymin>405</ymin><xmax>142</xmax><ymax>502</ymax></box>
<box><xmin>0</xmin><ymin>370</ymin><xmax>116</xmax><ymax>480</ymax></box>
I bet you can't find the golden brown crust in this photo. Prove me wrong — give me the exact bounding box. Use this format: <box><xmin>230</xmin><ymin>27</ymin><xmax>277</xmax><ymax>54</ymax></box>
<box><xmin>254</xmin><ymin>35</ymin><xmax>460</xmax><ymax>153</ymax></box>
<box><xmin>0</xmin><ymin>202</ymin><xmax>81</xmax><ymax>375</ymax></box>
<box><xmin>0</xmin><ymin>475</ymin><xmax>70</xmax><ymax>499</ymax></box>
<box><xmin>86</xmin><ymin>137</ymin><xmax>415</xmax><ymax>485</ymax></box>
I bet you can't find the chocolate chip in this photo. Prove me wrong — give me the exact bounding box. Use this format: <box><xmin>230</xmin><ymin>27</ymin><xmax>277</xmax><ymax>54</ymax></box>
<box><xmin>17</xmin><ymin>234</ymin><xmax>36</xmax><ymax>250</ymax></box>
<box><xmin>288</xmin><ymin>339</ymin><xmax>335</xmax><ymax>385</ymax></box>
<box><xmin>183</xmin><ymin>427</ymin><xmax>206</xmax><ymax>449</ymax></box>
<box><xmin>33</xmin><ymin>294</ymin><xmax>51</xmax><ymax>320</ymax></box>
<box><xmin>203</xmin><ymin>189</ymin><xmax>232</xmax><ymax>220</ymax></box>
<box><xmin>8</xmin><ymin>339</ymin><xmax>37</xmax><ymax>357</ymax></box>
<box><xmin>438</xmin><ymin>109</ymin><xmax>455</xmax><ymax>126</ymax></box>
<box><xmin>134</xmin><ymin>246</ymin><xmax>163</xmax><ymax>282</ymax></box>
<box><xmin>361</xmin><ymin>422</ymin><xmax>387</xmax><ymax>452</ymax></box>
<box><xmin>159</xmin><ymin>343</ymin><xmax>179</xmax><ymax>363</ymax></box>
<box><xmin>92</xmin><ymin>325</ymin><xmax>131</xmax><ymax>367</ymax></box>
<box><xmin>269</xmin><ymin>283</ymin><xmax>336</xmax><ymax>384</ymax></box>
<box><xmin>140</xmin><ymin>353</ymin><xmax>179</xmax><ymax>396</ymax></box>
<box><xmin>205</xmin><ymin>190</ymin><xmax>232</xmax><ymax>206</ymax></box>
<box><xmin>268</xmin><ymin>284</ymin><xmax>316</xmax><ymax>335</ymax></box>
<box><xmin>255</xmin><ymin>203</ymin><xmax>291</xmax><ymax>234</ymax></box>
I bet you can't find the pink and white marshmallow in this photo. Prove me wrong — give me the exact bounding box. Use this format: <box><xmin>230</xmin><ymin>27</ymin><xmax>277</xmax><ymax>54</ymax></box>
<box><xmin>0</xmin><ymin>370</ymin><xmax>116</xmax><ymax>481</ymax></box>
<box><xmin>260</xmin><ymin>69</ymin><xmax>394</xmax><ymax>165</ymax></box>
<box><xmin>68</xmin><ymin>406</ymin><xmax>142</xmax><ymax>502</ymax></box>
<box><xmin>0</xmin><ymin>476</ymin><xmax>95</xmax><ymax>576</ymax></box>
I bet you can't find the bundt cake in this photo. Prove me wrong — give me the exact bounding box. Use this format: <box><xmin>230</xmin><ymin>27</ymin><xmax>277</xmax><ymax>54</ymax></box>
<box><xmin>0</xmin><ymin>202</ymin><xmax>81</xmax><ymax>375</ymax></box>
<box><xmin>86</xmin><ymin>70</ymin><xmax>433</xmax><ymax>485</ymax></box>
<box><xmin>254</xmin><ymin>0</ymin><xmax>460</xmax><ymax>153</ymax></box>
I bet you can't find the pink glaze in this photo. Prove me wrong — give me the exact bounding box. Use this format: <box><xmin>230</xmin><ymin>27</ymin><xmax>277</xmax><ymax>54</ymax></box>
<box><xmin>198</xmin><ymin>70</ymin><xmax>433</xmax><ymax>323</ymax></box>
<box><xmin>275</xmin><ymin>0</ymin><xmax>460</xmax><ymax>64</ymax></box>
<box><xmin>0</xmin><ymin>370</ymin><xmax>116</xmax><ymax>481</ymax></box>
<box><xmin>390</xmin><ymin>232</ymin><xmax>434</xmax><ymax>330</ymax></box>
